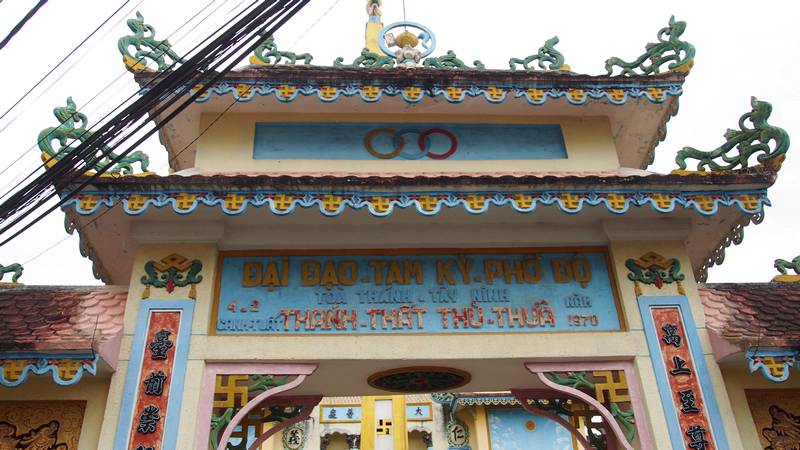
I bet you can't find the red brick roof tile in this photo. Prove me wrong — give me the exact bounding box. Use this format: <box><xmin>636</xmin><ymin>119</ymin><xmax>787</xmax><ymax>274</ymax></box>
<box><xmin>699</xmin><ymin>283</ymin><xmax>800</xmax><ymax>347</ymax></box>
<box><xmin>0</xmin><ymin>286</ymin><xmax>127</xmax><ymax>353</ymax></box>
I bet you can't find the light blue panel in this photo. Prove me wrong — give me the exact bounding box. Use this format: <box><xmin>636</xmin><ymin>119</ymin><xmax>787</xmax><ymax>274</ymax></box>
<box><xmin>321</xmin><ymin>406</ymin><xmax>362</xmax><ymax>421</ymax></box>
<box><xmin>113</xmin><ymin>300</ymin><xmax>195</xmax><ymax>450</ymax></box>
<box><xmin>253</xmin><ymin>122</ymin><xmax>567</xmax><ymax>160</ymax></box>
<box><xmin>215</xmin><ymin>251</ymin><xmax>621</xmax><ymax>335</ymax></box>
<box><xmin>638</xmin><ymin>296</ymin><xmax>730</xmax><ymax>450</ymax></box>
<box><xmin>406</xmin><ymin>404</ymin><xmax>432</xmax><ymax>420</ymax></box>
<box><xmin>487</xmin><ymin>408</ymin><xmax>572</xmax><ymax>450</ymax></box>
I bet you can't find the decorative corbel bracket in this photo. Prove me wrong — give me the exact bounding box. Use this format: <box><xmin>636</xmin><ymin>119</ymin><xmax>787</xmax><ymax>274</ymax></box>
<box><xmin>625</xmin><ymin>251</ymin><xmax>686</xmax><ymax>296</ymax></box>
<box><xmin>747</xmin><ymin>349</ymin><xmax>798</xmax><ymax>383</ymax></box>
<box><xmin>0</xmin><ymin>354</ymin><xmax>98</xmax><ymax>387</ymax></box>
<box><xmin>140</xmin><ymin>253</ymin><xmax>203</xmax><ymax>299</ymax></box>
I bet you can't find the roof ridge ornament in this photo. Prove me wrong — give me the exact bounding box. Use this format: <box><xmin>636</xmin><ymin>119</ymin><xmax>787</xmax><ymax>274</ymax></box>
<box><xmin>509</xmin><ymin>36</ymin><xmax>570</xmax><ymax>71</ymax></box>
<box><xmin>378</xmin><ymin>21</ymin><xmax>436</xmax><ymax>67</ymax></box>
<box><xmin>605</xmin><ymin>16</ymin><xmax>695</xmax><ymax>76</ymax></box>
<box><xmin>423</xmin><ymin>50</ymin><xmax>485</xmax><ymax>70</ymax></box>
<box><xmin>37</xmin><ymin>97</ymin><xmax>151</xmax><ymax>175</ymax></box>
<box><xmin>674</xmin><ymin>97</ymin><xmax>790</xmax><ymax>172</ymax></box>
<box><xmin>249</xmin><ymin>36</ymin><xmax>313</xmax><ymax>66</ymax></box>
<box><xmin>117</xmin><ymin>11</ymin><xmax>182</xmax><ymax>72</ymax></box>
<box><xmin>773</xmin><ymin>255</ymin><xmax>800</xmax><ymax>282</ymax></box>
<box><xmin>334</xmin><ymin>48</ymin><xmax>396</xmax><ymax>68</ymax></box>
<box><xmin>0</xmin><ymin>263</ymin><xmax>23</xmax><ymax>284</ymax></box>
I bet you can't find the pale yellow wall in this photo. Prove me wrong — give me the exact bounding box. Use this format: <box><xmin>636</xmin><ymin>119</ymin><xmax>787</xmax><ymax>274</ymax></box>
<box><xmin>0</xmin><ymin>376</ymin><xmax>110</xmax><ymax>450</ymax></box>
<box><xmin>609</xmin><ymin>240</ymin><xmax>746</xmax><ymax>450</ymax></box>
<box><xmin>721</xmin><ymin>366</ymin><xmax>800</xmax><ymax>449</ymax></box>
<box><xmin>194</xmin><ymin>113</ymin><xmax>620</xmax><ymax>173</ymax></box>
<box><xmin>89</xmin><ymin>236</ymin><xmax>752</xmax><ymax>450</ymax></box>
<box><xmin>96</xmin><ymin>243</ymin><xmax>218</xmax><ymax>450</ymax></box>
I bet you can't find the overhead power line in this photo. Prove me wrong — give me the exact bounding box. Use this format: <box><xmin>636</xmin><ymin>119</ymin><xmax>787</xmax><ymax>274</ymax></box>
<box><xmin>0</xmin><ymin>0</ymin><xmax>247</xmax><ymax>199</ymax></box>
<box><xmin>0</xmin><ymin>0</ymin><xmax>311</xmax><ymax>247</ymax></box>
<box><xmin>0</xmin><ymin>0</ymin><xmax>49</xmax><ymax>51</ymax></box>
<box><xmin>0</xmin><ymin>1</ymin><xmax>131</xmax><ymax>129</ymax></box>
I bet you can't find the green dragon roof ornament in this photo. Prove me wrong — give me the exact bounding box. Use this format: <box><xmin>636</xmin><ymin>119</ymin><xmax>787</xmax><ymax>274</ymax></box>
<box><xmin>509</xmin><ymin>36</ymin><xmax>570</xmax><ymax>71</ymax></box>
<box><xmin>118</xmin><ymin>11</ymin><xmax>182</xmax><ymax>72</ymax></box>
<box><xmin>674</xmin><ymin>97</ymin><xmax>789</xmax><ymax>172</ymax></box>
<box><xmin>423</xmin><ymin>50</ymin><xmax>485</xmax><ymax>70</ymax></box>
<box><xmin>334</xmin><ymin>48</ymin><xmax>395</xmax><ymax>68</ymax></box>
<box><xmin>605</xmin><ymin>16</ymin><xmax>695</xmax><ymax>76</ymax></box>
<box><xmin>38</xmin><ymin>97</ymin><xmax>150</xmax><ymax>175</ymax></box>
<box><xmin>0</xmin><ymin>263</ymin><xmax>23</xmax><ymax>284</ymax></box>
<box><xmin>773</xmin><ymin>255</ymin><xmax>800</xmax><ymax>282</ymax></box>
<box><xmin>249</xmin><ymin>36</ymin><xmax>313</xmax><ymax>65</ymax></box>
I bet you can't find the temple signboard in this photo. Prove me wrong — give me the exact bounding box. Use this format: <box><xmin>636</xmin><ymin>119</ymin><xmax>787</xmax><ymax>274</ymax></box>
<box><xmin>212</xmin><ymin>248</ymin><xmax>623</xmax><ymax>334</ymax></box>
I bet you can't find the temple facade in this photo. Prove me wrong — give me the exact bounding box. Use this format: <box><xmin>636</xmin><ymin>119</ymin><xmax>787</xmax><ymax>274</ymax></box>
<box><xmin>0</xmin><ymin>3</ymin><xmax>799</xmax><ymax>450</ymax></box>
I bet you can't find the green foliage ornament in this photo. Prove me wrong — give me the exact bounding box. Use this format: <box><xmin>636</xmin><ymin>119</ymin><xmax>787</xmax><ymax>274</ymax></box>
<box><xmin>509</xmin><ymin>36</ymin><xmax>568</xmax><ymax>71</ymax></box>
<box><xmin>334</xmin><ymin>48</ymin><xmax>395</xmax><ymax>68</ymax></box>
<box><xmin>0</xmin><ymin>263</ymin><xmax>23</xmax><ymax>283</ymax></box>
<box><xmin>775</xmin><ymin>256</ymin><xmax>800</xmax><ymax>275</ymax></box>
<box><xmin>251</xmin><ymin>36</ymin><xmax>312</xmax><ymax>65</ymax></box>
<box><xmin>605</xmin><ymin>16</ymin><xmax>695</xmax><ymax>76</ymax></box>
<box><xmin>118</xmin><ymin>11</ymin><xmax>182</xmax><ymax>71</ymax></box>
<box><xmin>423</xmin><ymin>50</ymin><xmax>485</xmax><ymax>70</ymax></box>
<box><xmin>548</xmin><ymin>371</ymin><xmax>595</xmax><ymax>390</ymax></box>
<box><xmin>37</xmin><ymin>97</ymin><xmax>150</xmax><ymax>174</ymax></box>
<box><xmin>675</xmin><ymin>97</ymin><xmax>789</xmax><ymax>171</ymax></box>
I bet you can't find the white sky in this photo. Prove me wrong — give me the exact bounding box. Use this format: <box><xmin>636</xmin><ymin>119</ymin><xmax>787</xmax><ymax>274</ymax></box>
<box><xmin>0</xmin><ymin>0</ymin><xmax>797</xmax><ymax>285</ymax></box>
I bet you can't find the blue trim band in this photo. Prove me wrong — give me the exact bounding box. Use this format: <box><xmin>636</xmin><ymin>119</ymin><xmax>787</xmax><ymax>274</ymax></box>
<box><xmin>0</xmin><ymin>354</ymin><xmax>98</xmax><ymax>387</ymax></box>
<box><xmin>113</xmin><ymin>300</ymin><xmax>195</xmax><ymax>450</ymax></box>
<box><xmin>141</xmin><ymin>81</ymin><xmax>683</xmax><ymax>106</ymax></box>
<box><xmin>638</xmin><ymin>296</ymin><xmax>730</xmax><ymax>450</ymax></box>
<box><xmin>63</xmin><ymin>188</ymin><xmax>769</xmax><ymax>218</ymax></box>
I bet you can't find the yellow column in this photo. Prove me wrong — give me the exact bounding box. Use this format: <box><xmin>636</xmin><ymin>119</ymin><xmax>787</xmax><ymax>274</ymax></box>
<box><xmin>364</xmin><ymin>1</ymin><xmax>383</xmax><ymax>54</ymax></box>
<box><xmin>392</xmin><ymin>395</ymin><xmax>407</xmax><ymax>450</ymax></box>
<box><xmin>472</xmin><ymin>406</ymin><xmax>491</xmax><ymax>450</ymax></box>
<box><xmin>360</xmin><ymin>396</ymin><xmax>408</xmax><ymax>450</ymax></box>
<box><xmin>362</xmin><ymin>397</ymin><xmax>375</xmax><ymax>450</ymax></box>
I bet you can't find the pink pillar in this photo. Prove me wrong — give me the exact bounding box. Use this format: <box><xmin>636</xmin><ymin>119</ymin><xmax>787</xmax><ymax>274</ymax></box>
<box><xmin>195</xmin><ymin>363</ymin><xmax>318</xmax><ymax>450</ymax></box>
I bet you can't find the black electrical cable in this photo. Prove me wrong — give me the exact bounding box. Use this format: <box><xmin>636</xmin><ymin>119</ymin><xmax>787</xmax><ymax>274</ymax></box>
<box><xmin>0</xmin><ymin>0</ymin><xmax>234</xmax><ymax>177</ymax></box>
<box><xmin>0</xmin><ymin>0</ymin><xmax>311</xmax><ymax>245</ymax></box>
<box><xmin>0</xmin><ymin>1</ymin><xmax>129</xmax><ymax>126</ymax></box>
<box><xmin>0</xmin><ymin>0</ymin><xmax>261</xmax><ymax>201</ymax></box>
<box><xmin>0</xmin><ymin>0</ymin><xmax>267</xmax><ymax>219</ymax></box>
<box><xmin>0</xmin><ymin>0</ymin><xmax>140</xmax><ymax>178</ymax></box>
<box><xmin>0</xmin><ymin>0</ymin><xmax>49</xmax><ymax>51</ymax></box>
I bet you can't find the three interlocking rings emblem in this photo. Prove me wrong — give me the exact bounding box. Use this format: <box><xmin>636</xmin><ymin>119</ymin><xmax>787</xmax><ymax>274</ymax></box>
<box><xmin>364</xmin><ymin>128</ymin><xmax>458</xmax><ymax>160</ymax></box>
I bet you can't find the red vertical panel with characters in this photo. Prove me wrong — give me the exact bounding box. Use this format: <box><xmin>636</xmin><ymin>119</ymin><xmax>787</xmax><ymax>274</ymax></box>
<box><xmin>128</xmin><ymin>311</ymin><xmax>181</xmax><ymax>450</ymax></box>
